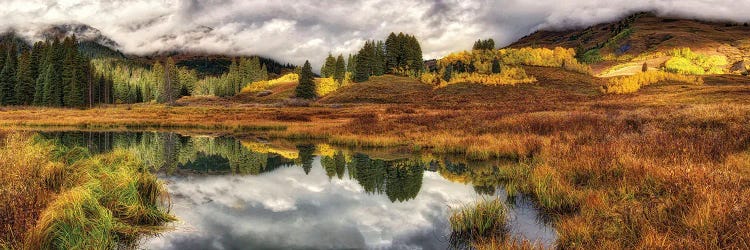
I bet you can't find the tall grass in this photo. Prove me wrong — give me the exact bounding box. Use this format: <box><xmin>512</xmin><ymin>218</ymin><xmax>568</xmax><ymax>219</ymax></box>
<box><xmin>449</xmin><ymin>199</ymin><xmax>508</xmax><ymax>247</ymax></box>
<box><xmin>0</xmin><ymin>134</ymin><xmax>173</xmax><ymax>249</ymax></box>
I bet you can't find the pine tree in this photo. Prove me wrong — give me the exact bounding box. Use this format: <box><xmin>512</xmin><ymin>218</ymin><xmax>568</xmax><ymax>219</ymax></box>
<box><xmin>492</xmin><ymin>59</ymin><xmax>501</xmax><ymax>74</ymax></box>
<box><xmin>43</xmin><ymin>38</ymin><xmax>64</xmax><ymax>107</ymax></box>
<box><xmin>406</xmin><ymin>35</ymin><xmax>424</xmax><ymax>76</ymax></box>
<box><xmin>228</xmin><ymin>58</ymin><xmax>239</xmax><ymax>95</ymax></box>
<box><xmin>347</xmin><ymin>54</ymin><xmax>356</xmax><ymax>74</ymax></box>
<box><xmin>151</xmin><ymin>61</ymin><xmax>164</xmax><ymax>101</ymax></box>
<box><xmin>14</xmin><ymin>50</ymin><xmax>34</xmax><ymax>105</ymax></box>
<box><xmin>63</xmin><ymin>36</ymin><xmax>85</xmax><ymax>107</ymax></box>
<box><xmin>373</xmin><ymin>41</ymin><xmax>385</xmax><ymax>76</ymax></box>
<box><xmin>443</xmin><ymin>64</ymin><xmax>452</xmax><ymax>82</ymax></box>
<box><xmin>0</xmin><ymin>42</ymin><xmax>18</xmax><ymax>105</ymax></box>
<box><xmin>159</xmin><ymin>57</ymin><xmax>179</xmax><ymax>105</ymax></box>
<box><xmin>295</xmin><ymin>60</ymin><xmax>316</xmax><ymax>99</ymax></box>
<box><xmin>42</xmin><ymin>64</ymin><xmax>61</xmax><ymax>106</ymax></box>
<box><xmin>354</xmin><ymin>41</ymin><xmax>372</xmax><ymax>82</ymax></box>
<box><xmin>385</xmin><ymin>32</ymin><xmax>398</xmax><ymax>73</ymax></box>
<box><xmin>322</xmin><ymin>54</ymin><xmax>336</xmax><ymax>77</ymax></box>
<box><xmin>473</xmin><ymin>39</ymin><xmax>495</xmax><ymax>50</ymax></box>
<box><xmin>334</xmin><ymin>54</ymin><xmax>346</xmax><ymax>84</ymax></box>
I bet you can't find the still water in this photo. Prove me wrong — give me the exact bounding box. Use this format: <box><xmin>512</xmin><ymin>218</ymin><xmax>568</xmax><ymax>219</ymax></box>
<box><xmin>39</xmin><ymin>131</ymin><xmax>556</xmax><ymax>249</ymax></box>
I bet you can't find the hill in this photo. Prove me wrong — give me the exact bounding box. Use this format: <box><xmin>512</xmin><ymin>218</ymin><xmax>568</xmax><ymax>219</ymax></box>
<box><xmin>510</xmin><ymin>12</ymin><xmax>750</xmax><ymax>75</ymax></box>
<box><xmin>320</xmin><ymin>67</ymin><xmax>603</xmax><ymax>109</ymax></box>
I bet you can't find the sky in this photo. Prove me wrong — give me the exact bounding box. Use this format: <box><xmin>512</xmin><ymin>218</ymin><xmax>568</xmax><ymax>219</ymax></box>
<box><xmin>1</xmin><ymin>0</ymin><xmax>749</xmax><ymax>69</ymax></box>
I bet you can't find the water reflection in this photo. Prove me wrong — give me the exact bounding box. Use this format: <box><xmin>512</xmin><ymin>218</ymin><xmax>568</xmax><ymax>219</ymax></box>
<box><xmin>38</xmin><ymin>131</ymin><xmax>556</xmax><ymax>249</ymax></box>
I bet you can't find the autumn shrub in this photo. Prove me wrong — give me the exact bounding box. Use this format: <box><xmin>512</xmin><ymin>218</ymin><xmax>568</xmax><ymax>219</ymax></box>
<box><xmin>604</xmin><ymin>71</ymin><xmax>703</xmax><ymax>94</ymax></box>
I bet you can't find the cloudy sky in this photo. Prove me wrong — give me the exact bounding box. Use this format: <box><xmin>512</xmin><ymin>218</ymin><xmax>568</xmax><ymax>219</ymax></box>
<box><xmin>1</xmin><ymin>0</ymin><xmax>749</xmax><ymax>68</ymax></box>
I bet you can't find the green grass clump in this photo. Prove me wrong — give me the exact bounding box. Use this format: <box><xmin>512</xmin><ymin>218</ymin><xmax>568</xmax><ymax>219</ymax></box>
<box><xmin>24</xmin><ymin>186</ymin><xmax>116</xmax><ymax>249</ymax></box>
<box><xmin>449</xmin><ymin>199</ymin><xmax>508</xmax><ymax>246</ymax></box>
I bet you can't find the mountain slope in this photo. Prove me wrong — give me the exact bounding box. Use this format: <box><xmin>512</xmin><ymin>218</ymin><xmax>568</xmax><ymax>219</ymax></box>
<box><xmin>510</xmin><ymin>12</ymin><xmax>750</xmax><ymax>74</ymax></box>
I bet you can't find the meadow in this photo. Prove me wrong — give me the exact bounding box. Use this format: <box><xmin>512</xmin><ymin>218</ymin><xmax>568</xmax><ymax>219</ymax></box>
<box><xmin>0</xmin><ymin>68</ymin><xmax>748</xmax><ymax>249</ymax></box>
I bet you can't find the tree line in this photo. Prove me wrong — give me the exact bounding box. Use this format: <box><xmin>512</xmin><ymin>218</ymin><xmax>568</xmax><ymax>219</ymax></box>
<box><xmin>353</xmin><ymin>32</ymin><xmax>423</xmax><ymax>82</ymax></box>
<box><xmin>0</xmin><ymin>36</ymin><xmax>113</xmax><ymax>107</ymax></box>
<box><xmin>192</xmin><ymin>57</ymin><xmax>270</xmax><ymax>97</ymax></box>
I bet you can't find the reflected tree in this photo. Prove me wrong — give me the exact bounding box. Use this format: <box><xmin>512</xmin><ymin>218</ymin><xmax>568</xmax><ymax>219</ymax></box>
<box><xmin>296</xmin><ymin>144</ymin><xmax>316</xmax><ymax>175</ymax></box>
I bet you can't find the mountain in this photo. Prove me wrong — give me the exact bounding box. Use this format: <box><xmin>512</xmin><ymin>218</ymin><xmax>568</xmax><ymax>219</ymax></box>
<box><xmin>141</xmin><ymin>53</ymin><xmax>296</xmax><ymax>77</ymax></box>
<box><xmin>40</xmin><ymin>23</ymin><xmax>119</xmax><ymax>49</ymax></box>
<box><xmin>12</xmin><ymin>23</ymin><xmax>296</xmax><ymax>76</ymax></box>
<box><xmin>510</xmin><ymin>12</ymin><xmax>750</xmax><ymax>75</ymax></box>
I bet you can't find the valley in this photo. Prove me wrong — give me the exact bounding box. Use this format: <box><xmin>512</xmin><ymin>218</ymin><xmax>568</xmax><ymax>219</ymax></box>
<box><xmin>1</xmin><ymin>10</ymin><xmax>749</xmax><ymax>250</ymax></box>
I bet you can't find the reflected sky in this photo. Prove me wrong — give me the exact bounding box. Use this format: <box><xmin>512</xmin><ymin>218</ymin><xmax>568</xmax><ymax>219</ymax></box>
<box><xmin>34</xmin><ymin>131</ymin><xmax>555</xmax><ymax>249</ymax></box>
<box><xmin>141</xmin><ymin>156</ymin><xmax>555</xmax><ymax>250</ymax></box>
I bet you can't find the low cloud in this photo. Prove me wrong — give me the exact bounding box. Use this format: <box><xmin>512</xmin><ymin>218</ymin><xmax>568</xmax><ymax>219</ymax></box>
<box><xmin>1</xmin><ymin>0</ymin><xmax>748</xmax><ymax>69</ymax></box>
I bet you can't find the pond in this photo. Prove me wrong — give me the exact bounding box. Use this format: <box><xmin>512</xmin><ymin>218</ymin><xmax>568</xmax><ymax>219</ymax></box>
<box><xmin>38</xmin><ymin>131</ymin><xmax>556</xmax><ymax>249</ymax></box>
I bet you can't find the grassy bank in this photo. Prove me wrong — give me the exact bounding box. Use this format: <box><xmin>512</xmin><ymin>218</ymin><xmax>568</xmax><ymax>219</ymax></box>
<box><xmin>0</xmin><ymin>133</ymin><xmax>173</xmax><ymax>249</ymax></box>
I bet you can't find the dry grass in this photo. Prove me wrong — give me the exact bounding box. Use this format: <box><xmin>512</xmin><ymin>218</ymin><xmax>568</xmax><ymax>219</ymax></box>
<box><xmin>0</xmin><ymin>134</ymin><xmax>173</xmax><ymax>249</ymax></box>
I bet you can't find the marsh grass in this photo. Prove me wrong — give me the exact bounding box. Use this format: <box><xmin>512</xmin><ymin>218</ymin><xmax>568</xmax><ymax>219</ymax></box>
<box><xmin>449</xmin><ymin>199</ymin><xmax>508</xmax><ymax>247</ymax></box>
<box><xmin>0</xmin><ymin>134</ymin><xmax>173</xmax><ymax>249</ymax></box>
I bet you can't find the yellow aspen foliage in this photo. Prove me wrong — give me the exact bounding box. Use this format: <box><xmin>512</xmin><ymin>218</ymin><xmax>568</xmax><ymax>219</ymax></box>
<box><xmin>241</xmin><ymin>73</ymin><xmax>299</xmax><ymax>93</ymax></box>
<box><xmin>604</xmin><ymin>71</ymin><xmax>703</xmax><ymax>94</ymax></box>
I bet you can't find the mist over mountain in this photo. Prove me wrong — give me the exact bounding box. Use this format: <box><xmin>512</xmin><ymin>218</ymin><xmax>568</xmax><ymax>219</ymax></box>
<box><xmin>2</xmin><ymin>0</ymin><xmax>749</xmax><ymax>70</ymax></box>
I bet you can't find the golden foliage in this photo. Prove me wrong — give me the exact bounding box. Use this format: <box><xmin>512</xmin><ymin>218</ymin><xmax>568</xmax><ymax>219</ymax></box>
<box><xmin>421</xmin><ymin>67</ymin><xmax>537</xmax><ymax>87</ymax></box>
<box><xmin>665</xmin><ymin>48</ymin><xmax>728</xmax><ymax>75</ymax></box>
<box><xmin>437</xmin><ymin>47</ymin><xmax>591</xmax><ymax>75</ymax></box>
<box><xmin>241</xmin><ymin>73</ymin><xmax>299</xmax><ymax>93</ymax></box>
<box><xmin>605</xmin><ymin>71</ymin><xmax>704</xmax><ymax>94</ymax></box>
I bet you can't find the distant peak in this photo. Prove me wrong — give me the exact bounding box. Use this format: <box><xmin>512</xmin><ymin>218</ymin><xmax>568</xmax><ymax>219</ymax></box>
<box><xmin>41</xmin><ymin>23</ymin><xmax>119</xmax><ymax>49</ymax></box>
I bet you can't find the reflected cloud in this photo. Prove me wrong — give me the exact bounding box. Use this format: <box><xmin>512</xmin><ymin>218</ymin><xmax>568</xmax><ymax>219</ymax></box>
<box><xmin>145</xmin><ymin>161</ymin><xmax>483</xmax><ymax>249</ymax></box>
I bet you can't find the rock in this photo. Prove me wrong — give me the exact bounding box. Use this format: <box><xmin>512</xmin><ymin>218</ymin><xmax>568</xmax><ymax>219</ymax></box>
<box><xmin>256</xmin><ymin>90</ymin><xmax>273</xmax><ymax>97</ymax></box>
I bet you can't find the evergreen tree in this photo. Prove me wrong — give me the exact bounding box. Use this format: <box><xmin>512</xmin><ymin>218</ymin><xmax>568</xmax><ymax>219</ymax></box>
<box><xmin>295</xmin><ymin>60</ymin><xmax>316</xmax><ymax>99</ymax></box>
<box><xmin>321</xmin><ymin>53</ymin><xmax>336</xmax><ymax>77</ymax></box>
<box><xmin>385</xmin><ymin>32</ymin><xmax>398</xmax><ymax>73</ymax></box>
<box><xmin>354</xmin><ymin>41</ymin><xmax>374</xmax><ymax>82</ymax></box>
<box><xmin>228</xmin><ymin>58</ymin><xmax>239</xmax><ymax>95</ymax></box>
<box><xmin>333</xmin><ymin>54</ymin><xmax>346</xmax><ymax>84</ymax></box>
<box><xmin>346</xmin><ymin>54</ymin><xmax>356</xmax><ymax>74</ymax></box>
<box><xmin>0</xmin><ymin>42</ymin><xmax>18</xmax><ymax>105</ymax></box>
<box><xmin>151</xmin><ymin>61</ymin><xmax>164</xmax><ymax>100</ymax></box>
<box><xmin>642</xmin><ymin>62</ymin><xmax>648</xmax><ymax>72</ymax></box>
<box><xmin>43</xmin><ymin>38</ymin><xmax>65</xmax><ymax>107</ymax></box>
<box><xmin>14</xmin><ymin>50</ymin><xmax>34</xmax><ymax>105</ymax></box>
<box><xmin>63</xmin><ymin>36</ymin><xmax>85</xmax><ymax>107</ymax></box>
<box><xmin>473</xmin><ymin>39</ymin><xmax>495</xmax><ymax>50</ymax></box>
<box><xmin>373</xmin><ymin>41</ymin><xmax>385</xmax><ymax>76</ymax></box>
<box><xmin>443</xmin><ymin>64</ymin><xmax>452</xmax><ymax>82</ymax></box>
<box><xmin>159</xmin><ymin>57</ymin><xmax>180</xmax><ymax>105</ymax></box>
<box><xmin>492</xmin><ymin>59</ymin><xmax>501</xmax><ymax>74</ymax></box>
<box><xmin>405</xmin><ymin>34</ymin><xmax>424</xmax><ymax>76</ymax></box>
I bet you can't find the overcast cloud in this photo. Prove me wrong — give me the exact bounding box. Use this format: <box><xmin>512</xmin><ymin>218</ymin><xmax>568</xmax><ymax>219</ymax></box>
<box><xmin>1</xmin><ymin>0</ymin><xmax>748</xmax><ymax>68</ymax></box>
